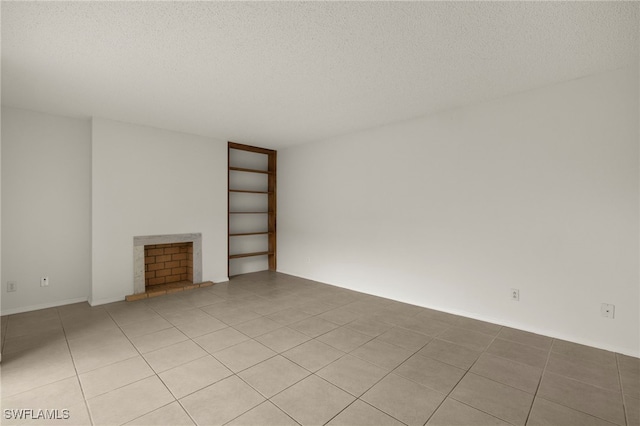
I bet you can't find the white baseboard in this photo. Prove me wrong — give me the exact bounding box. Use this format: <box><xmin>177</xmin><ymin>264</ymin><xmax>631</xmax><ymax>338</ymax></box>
<box><xmin>419</xmin><ymin>304</ymin><xmax>639</xmax><ymax>358</ymax></box>
<box><xmin>88</xmin><ymin>296</ymin><xmax>125</xmax><ymax>307</ymax></box>
<box><xmin>0</xmin><ymin>297</ymin><xmax>89</xmax><ymax>316</ymax></box>
<box><xmin>277</xmin><ymin>270</ymin><xmax>640</xmax><ymax>358</ymax></box>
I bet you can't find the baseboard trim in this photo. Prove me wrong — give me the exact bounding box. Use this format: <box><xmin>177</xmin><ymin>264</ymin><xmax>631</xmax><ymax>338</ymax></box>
<box><xmin>421</xmin><ymin>304</ymin><xmax>639</xmax><ymax>358</ymax></box>
<box><xmin>0</xmin><ymin>297</ymin><xmax>89</xmax><ymax>316</ymax></box>
<box><xmin>88</xmin><ymin>296</ymin><xmax>125</xmax><ymax>307</ymax></box>
<box><xmin>277</xmin><ymin>269</ymin><xmax>639</xmax><ymax>358</ymax></box>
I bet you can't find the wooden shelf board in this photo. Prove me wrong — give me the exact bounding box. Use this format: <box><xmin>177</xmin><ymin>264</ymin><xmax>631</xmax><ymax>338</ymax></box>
<box><xmin>229</xmin><ymin>232</ymin><xmax>271</xmax><ymax>237</ymax></box>
<box><xmin>229</xmin><ymin>211</ymin><xmax>269</xmax><ymax>214</ymax></box>
<box><xmin>229</xmin><ymin>167</ymin><xmax>272</xmax><ymax>175</ymax></box>
<box><xmin>229</xmin><ymin>189</ymin><xmax>271</xmax><ymax>194</ymax></box>
<box><xmin>229</xmin><ymin>142</ymin><xmax>275</xmax><ymax>155</ymax></box>
<box><xmin>229</xmin><ymin>251</ymin><xmax>273</xmax><ymax>259</ymax></box>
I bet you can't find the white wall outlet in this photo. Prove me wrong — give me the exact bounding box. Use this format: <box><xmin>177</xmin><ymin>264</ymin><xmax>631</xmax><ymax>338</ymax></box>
<box><xmin>510</xmin><ymin>288</ymin><xmax>520</xmax><ymax>301</ymax></box>
<box><xmin>601</xmin><ymin>303</ymin><xmax>615</xmax><ymax>319</ymax></box>
<box><xmin>7</xmin><ymin>281</ymin><xmax>17</xmax><ymax>292</ymax></box>
<box><xmin>40</xmin><ymin>277</ymin><xmax>49</xmax><ymax>287</ymax></box>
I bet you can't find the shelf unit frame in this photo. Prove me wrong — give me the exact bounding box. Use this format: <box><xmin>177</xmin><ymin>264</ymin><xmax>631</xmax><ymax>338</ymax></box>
<box><xmin>228</xmin><ymin>142</ymin><xmax>277</xmax><ymax>276</ymax></box>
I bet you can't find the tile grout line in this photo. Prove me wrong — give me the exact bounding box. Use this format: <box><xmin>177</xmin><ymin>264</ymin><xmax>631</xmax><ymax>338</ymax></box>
<box><xmin>317</xmin><ymin>318</ymin><xmax>459</xmax><ymax>426</ymax></box>
<box><xmin>109</xmin><ymin>296</ymin><xmax>501</xmax><ymax>425</ymax></box>
<box><xmin>142</xmin><ymin>292</ymin><xmax>280</xmax><ymax>423</ymax></box>
<box><xmin>148</xmin><ymin>305</ymin><xmax>238</xmax><ymax>425</ymax></box>
<box><xmin>129</xmin><ymin>293</ymin><xmax>286</xmax><ymax>424</ymax></box>
<box><xmin>226</xmin><ymin>371</ymin><xmax>304</xmax><ymax>426</ymax></box>
<box><xmin>544</xmin><ymin>347</ymin><xmax>628</xmax><ymax>393</ymax></box>
<box><xmin>136</xmin><ymin>290</ymin><xmax>308</xmax><ymax>424</ymax></box>
<box><xmin>421</xmin><ymin>324</ymin><xmax>507</xmax><ymax>425</ymax></box>
<box><xmin>11</xmin><ymin>285</ymin><xmax>354</xmax><ymax>424</ymax></box>
<box><xmin>318</xmin><ymin>330</ymin><xmax>437</xmax><ymax>426</ymax></box>
<box><xmin>203</xmin><ymin>285</ymin><xmax>345</xmax><ymax>424</ymax></box>
<box><xmin>57</xmin><ymin>307</ymin><xmax>96</xmax><ymax>426</ymax></box>
<box><xmin>106</xmin><ymin>303</ymin><xmax>200</xmax><ymax>426</ymax></box>
<box><xmin>522</xmin><ymin>335</ymin><xmax>555</xmax><ymax>426</ymax></box>
<box><xmin>2</xmin><ymin>274</ymin><xmax>636</xmax><ymax>426</ymax></box>
<box><xmin>214</xmin><ymin>301</ymin><xmax>419</xmax><ymax>425</ymax></box>
<box><xmin>614</xmin><ymin>354</ymin><xmax>629</xmax><ymax>426</ymax></box>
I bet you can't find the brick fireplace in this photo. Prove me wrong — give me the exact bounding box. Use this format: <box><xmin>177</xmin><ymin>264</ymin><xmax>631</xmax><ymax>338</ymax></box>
<box><xmin>133</xmin><ymin>233</ymin><xmax>202</xmax><ymax>294</ymax></box>
<box><xmin>145</xmin><ymin>242</ymin><xmax>193</xmax><ymax>286</ymax></box>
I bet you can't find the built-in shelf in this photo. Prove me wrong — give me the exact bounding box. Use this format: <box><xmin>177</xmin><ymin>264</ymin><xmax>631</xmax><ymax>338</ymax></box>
<box><xmin>229</xmin><ymin>189</ymin><xmax>271</xmax><ymax>194</ymax></box>
<box><xmin>228</xmin><ymin>142</ymin><xmax>277</xmax><ymax>277</ymax></box>
<box><xmin>229</xmin><ymin>251</ymin><xmax>273</xmax><ymax>259</ymax></box>
<box><xmin>229</xmin><ymin>211</ymin><xmax>269</xmax><ymax>214</ymax></box>
<box><xmin>229</xmin><ymin>166</ymin><xmax>272</xmax><ymax>175</ymax></box>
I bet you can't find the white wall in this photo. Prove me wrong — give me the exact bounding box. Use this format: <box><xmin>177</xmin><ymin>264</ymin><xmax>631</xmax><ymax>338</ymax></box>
<box><xmin>1</xmin><ymin>102</ymin><xmax>2</xmax><ymax>359</ymax></box>
<box><xmin>278</xmin><ymin>66</ymin><xmax>639</xmax><ymax>356</ymax></box>
<box><xmin>1</xmin><ymin>107</ymin><xmax>92</xmax><ymax>314</ymax></box>
<box><xmin>91</xmin><ymin>118</ymin><xmax>227</xmax><ymax>305</ymax></box>
<box><xmin>1</xmin><ymin>103</ymin><xmax>2</xmax><ymax>359</ymax></box>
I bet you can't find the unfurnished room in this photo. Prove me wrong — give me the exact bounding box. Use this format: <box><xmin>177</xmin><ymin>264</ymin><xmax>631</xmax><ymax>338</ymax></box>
<box><xmin>0</xmin><ymin>1</ymin><xmax>638</xmax><ymax>426</ymax></box>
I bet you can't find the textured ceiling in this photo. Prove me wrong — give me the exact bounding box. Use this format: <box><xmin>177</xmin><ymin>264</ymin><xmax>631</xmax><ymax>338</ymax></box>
<box><xmin>2</xmin><ymin>1</ymin><xmax>638</xmax><ymax>148</ymax></box>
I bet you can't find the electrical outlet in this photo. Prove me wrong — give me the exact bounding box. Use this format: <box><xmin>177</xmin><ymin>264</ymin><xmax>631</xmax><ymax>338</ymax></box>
<box><xmin>510</xmin><ymin>288</ymin><xmax>520</xmax><ymax>301</ymax></box>
<box><xmin>601</xmin><ymin>303</ymin><xmax>615</xmax><ymax>319</ymax></box>
<box><xmin>7</xmin><ymin>281</ymin><xmax>17</xmax><ymax>292</ymax></box>
<box><xmin>40</xmin><ymin>277</ymin><xmax>49</xmax><ymax>287</ymax></box>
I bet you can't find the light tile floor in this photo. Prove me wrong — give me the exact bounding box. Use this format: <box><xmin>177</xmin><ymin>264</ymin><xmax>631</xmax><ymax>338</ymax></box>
<box><xmin>1</xmin><ymin>271</ymin><xmax>638</xmax><ymax>426</ymax></box>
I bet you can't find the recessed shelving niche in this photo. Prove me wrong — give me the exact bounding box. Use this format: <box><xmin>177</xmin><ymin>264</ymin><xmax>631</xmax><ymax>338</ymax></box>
<box><xmin>228</xmin><ymin>142</ymin><xmax>276</xmax><ymax>277</ymax></box>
